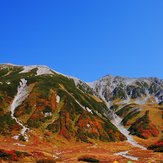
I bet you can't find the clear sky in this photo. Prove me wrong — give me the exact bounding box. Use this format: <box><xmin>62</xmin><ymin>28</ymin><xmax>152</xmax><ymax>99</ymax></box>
<box><xmin>0</xmin><ymin>0</ymin><xmax>163</xmax><ymax>81</ymax></box>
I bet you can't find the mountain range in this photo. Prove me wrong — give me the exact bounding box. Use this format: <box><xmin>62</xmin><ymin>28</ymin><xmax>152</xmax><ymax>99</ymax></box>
<box><xmin>0</xmin><ymin>63</ymin><xmax>162</xmax><ymax>162</ymax></box>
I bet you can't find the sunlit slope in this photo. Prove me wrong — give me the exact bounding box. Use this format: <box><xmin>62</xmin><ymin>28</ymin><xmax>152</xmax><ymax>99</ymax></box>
<box><xmin>0</xmin><ymin>64</ymin><xmax>126</xmax><ymax>143</ymax></box>
<box><xmin>89</xmin><ymin>75</ymin><xmax>163</xmax><ymax>140</ymax></box>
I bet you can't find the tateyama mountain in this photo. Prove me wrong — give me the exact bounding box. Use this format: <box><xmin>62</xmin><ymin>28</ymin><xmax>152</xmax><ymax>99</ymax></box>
<box><xmin>0</xmin><ymin>64</ymin><xmax>162</xmax><ymax>162</ymax></box>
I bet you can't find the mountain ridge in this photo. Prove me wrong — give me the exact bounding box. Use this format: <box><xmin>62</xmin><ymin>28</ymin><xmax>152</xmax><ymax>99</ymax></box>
<box><xmin>1</xmin><ymin>63</ymin><xmax>163</xmax><ymax>81</ymax></box>
<box><xmin>0</xmin><ymin>63</ymin><xmax>162</xmax><ymax>141</ymax></box>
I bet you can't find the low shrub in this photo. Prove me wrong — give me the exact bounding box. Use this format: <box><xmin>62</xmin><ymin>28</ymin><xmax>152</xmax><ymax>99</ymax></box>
<box><xmin>78</xmin><ymin>155</ymin><xmax>99</xmax><ymax>162</ymax></box>
<box><xmin>36</xmin><ymin>158</ymin><xmax>56</xmax><ymax>163</ymax></box>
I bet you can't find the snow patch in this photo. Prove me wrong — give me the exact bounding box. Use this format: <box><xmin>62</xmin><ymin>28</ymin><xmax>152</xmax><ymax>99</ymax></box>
<box><xmin>86</xmin><ymin>107</ymin><xmax>93</xmax><ymax>114</ymax></box>
<box><xmin>56</xmin><ymin>95</ymin><xmax>60</xmax><ymax>103</ymax></box>
<box><xmin>13</xmin><ymin>135</ymin><xmax>19</xmax><ymax>140</ymax></box>
<box><xmin>87</xmin><ymin>124</ymin><xmax>90</xmax><ymax>127</ymax></box>
<box><xmin>36</xmin><ymin>66</ymin><xmax>53</xmax><ymax>76</ymax></box>
<box><xmin>13</xmin><ymin>143</ymin><xmax>26</xmax><ymax>147</ymax></box>
<box><xmin>75</xmin><ymin>99</ymin><xmax>85</xmax><ymax>110</ymax></box>
<box><xmin>69</xmin><ymin>93</ymin><xmax>92</xmax><ymax>113</ymax></box>
<box><xmin>115</xmin><ymin>151</ymin><xmax>138</xmax><ymax>161</ymax></box>
<box><xmin>74</xmin><ymin>99</ymin><xmax>92</xmax><ymax>113</ymax></box>
<box><xmin>44</xmin><ymin>112</ymin><xmax>52</xmax><ymax>117</ymax></box>
<box><xmin>60</xmin><ymin>87</ymin><xmax>89</xmax><ymax>113</ymax></box>
<box><xmin>53</xmin><ymin>154</ymin><xmax>59</xmax><ymax>159</ymax></box>
<box><xmin>20</xmin><ymin>66</ymin><xmax>37</xmax><ymax>73</ymax></box>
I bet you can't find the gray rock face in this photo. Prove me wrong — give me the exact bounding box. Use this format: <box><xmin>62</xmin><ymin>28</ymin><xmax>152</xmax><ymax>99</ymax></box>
<box><xmin>88</xmin><ymin>75</ymin><xmax>163</xmax><ymax>104</ymax></box>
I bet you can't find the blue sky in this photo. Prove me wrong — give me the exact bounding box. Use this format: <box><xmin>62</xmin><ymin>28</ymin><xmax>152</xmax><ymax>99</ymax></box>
<box><xmin>0</xmin><ymin>0</ymin><xmax>163</xmax><ymax>81</ymax></box>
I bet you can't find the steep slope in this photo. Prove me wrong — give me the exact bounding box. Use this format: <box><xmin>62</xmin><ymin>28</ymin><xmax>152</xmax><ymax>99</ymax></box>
<box><xmin>88</xmin><ymin>75</ymin><xmax>163</xmax><ymax>143</ymax></box>
<box><xmin>88</xmin><ymin>75</ymin><xmax>163</xmax><ymax>104</ymax></box>
<box><xmin>129</xmin><ymin>110</ymin><xmax>159</xmax><ymax>139</ymax></box>
<box><xmin>0</xmin><ymin>64</ymin><xmax>126</xmax><ymax>143</ymax></box>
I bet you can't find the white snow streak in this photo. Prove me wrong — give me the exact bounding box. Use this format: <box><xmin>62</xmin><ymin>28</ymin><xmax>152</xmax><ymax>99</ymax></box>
<box><xmin>115</xmin><ymin>151</ymin><xmax>138</xmax><ymax>161</ymax></box>
<box><xmin>10</xmin><ymin>79</ymin><xmax>29</xmax><ymax>141</ymax></box>
<box><xmin>109</xmin><ymin>109</ymin><xmax>146</xmax><ymax>149</ymax></box>
<box><xmin>63</xmin><ymin>88</ymin><xmax>93</xmax><ymax>114</ymax></box>
<box><xmin>13</xmin><ymin>143</ymin><xmax>26</xmax><ymax>147</ymax></box>
<box><xmin>86</xmin><ymin>107</ymin><xmax>93</xmax><ymax>113</ymax></box>
<box><xmin>74</xmin><ymin>99</ymin><xmax>93</xmax><ymax>114</ymax></box>
<box><xmin>105</xmin><ymin>99</ymin><xmax>146</xmax><ymax>149</ymax></box>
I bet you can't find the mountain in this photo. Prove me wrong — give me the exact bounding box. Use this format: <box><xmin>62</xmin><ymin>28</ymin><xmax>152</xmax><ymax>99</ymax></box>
<box><xmin>0</xmin><ymin>64</ymin><xmax>162</xmax><ymax>162</ymax></box>
<box><xmin>88</xmin><ymin>75</ymin><xmax>163</xmax><ymax>104</ymax></box>
<box><xmin>0</xmin><ymin>64</ymin><xmax>125</xmax><ymax>143</ymax></box>
<box><xmin>88</xmin><ymin>75</ymin><xmax>163</xmax><ymax>142</ymax></box>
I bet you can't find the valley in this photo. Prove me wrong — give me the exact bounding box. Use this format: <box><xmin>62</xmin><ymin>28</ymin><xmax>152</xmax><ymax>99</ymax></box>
<box><xmin>0</xmin><ymin>136</ymin><xmax>162</xmax><ymax>163</ymax></box>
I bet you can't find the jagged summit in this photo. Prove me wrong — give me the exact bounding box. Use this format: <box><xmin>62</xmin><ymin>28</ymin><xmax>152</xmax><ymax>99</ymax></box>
<box><xmin>89</xmin><ymin>74</ymin><xmax>162</xmax><ymax>85</ymax></box>
<box><xmin>88</xmin><ymin>73</ymin><xmax>163</xmax><ymax>105</ymax></box>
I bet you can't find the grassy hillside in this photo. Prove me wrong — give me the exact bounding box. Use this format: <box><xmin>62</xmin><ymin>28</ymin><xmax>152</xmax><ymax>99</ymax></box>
<box><xmin>0</xmin><ymin>64</ymin><xmax>126</xmax><ymax>143</ymax></box>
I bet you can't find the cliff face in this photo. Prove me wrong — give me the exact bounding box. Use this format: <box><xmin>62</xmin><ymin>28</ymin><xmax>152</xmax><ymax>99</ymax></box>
<box><xmin>88</xmin><ymin>75</ymin><xmax>163</xmax><ymax>104</ymax></box>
